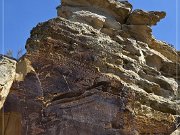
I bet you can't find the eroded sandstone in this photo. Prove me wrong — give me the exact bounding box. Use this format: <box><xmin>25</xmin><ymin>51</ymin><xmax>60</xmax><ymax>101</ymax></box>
<box><xmin>126</xmin><ymin>9</ymin><xmax>166</xmax><ymax>26</ymax></box>
<box><xmin>0</xmin><ymin>0</ymin><xmax>180</xmax><ymax>135</ymax></box>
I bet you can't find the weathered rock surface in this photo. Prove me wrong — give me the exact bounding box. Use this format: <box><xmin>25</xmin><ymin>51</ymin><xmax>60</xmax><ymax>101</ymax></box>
<box><xmin>58</xmin><ymin>0</ymin><xmax>132</xmax><ymax>24</ymax></box>
<box><xmin>0</xmin><ymin>0</ymin><xmax>180</xmax><ymax>135</ymax></box>
<box><xmin>0</xmin><ymin>55</ymin><xmax>16</xmax><ymax>109</ymax></box>
<box><xmin>171</xmin><ymin>128</ymin><xmax>180</xmax><ymax>135</ymax></box>
<box><xmin>126</xmin><ymin>9</ymin><xmax>166</xmax><ymax>26</ymax></box>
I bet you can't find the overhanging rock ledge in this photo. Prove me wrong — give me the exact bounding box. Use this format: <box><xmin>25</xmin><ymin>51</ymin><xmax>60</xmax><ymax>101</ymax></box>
<box><xmin>1</xmin><ymin>0</ymin><xmax>180</xmax><ymax>135</ymax></box>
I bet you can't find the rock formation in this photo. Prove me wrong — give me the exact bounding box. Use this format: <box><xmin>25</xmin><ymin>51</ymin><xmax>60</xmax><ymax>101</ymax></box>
<box><xmin>0</xmin><ymin>55</ymin><xmax>16</xmax><ymax>109</ymax></box>
<box><xmin>0</xmin><ymin>0</ymin><xmax>180</xmax><ymax>134</ymax></box>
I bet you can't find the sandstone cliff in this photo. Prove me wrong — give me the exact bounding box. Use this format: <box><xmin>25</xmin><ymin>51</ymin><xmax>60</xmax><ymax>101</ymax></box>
<box><xmin>0</xmin><ymin>0</ymin><xmax>180</xmax><ymax>135</ymax></box>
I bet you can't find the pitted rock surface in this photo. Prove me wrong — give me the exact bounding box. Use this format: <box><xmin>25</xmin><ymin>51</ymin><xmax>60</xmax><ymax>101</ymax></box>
<box><xmin>0</xmin><ymin>55</ymin><xmax>16</xmax><ymax>109</ymax></box>
<box><xmin>1</xmin><ymin>0</ymin><xmax>180</xmax><ymax>135</ymax></box>
<box><xmin>126</xmin><ymin>9</ymin><xmax>166</xmax><ymax>26</ymax></box>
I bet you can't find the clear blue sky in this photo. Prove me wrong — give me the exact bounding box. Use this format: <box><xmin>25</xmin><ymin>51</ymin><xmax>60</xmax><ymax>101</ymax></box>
<box><xmin>0</xmin><ymin>0</ymin><xmax>179</xmax><ymax>57</ymax></box>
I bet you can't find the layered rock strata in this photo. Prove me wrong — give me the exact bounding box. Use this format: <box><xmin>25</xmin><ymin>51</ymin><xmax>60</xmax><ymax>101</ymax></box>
<box><xmin>0</xmin><ymin>0</ymin><xmax>180</xmax><ymax>135</ymax></box>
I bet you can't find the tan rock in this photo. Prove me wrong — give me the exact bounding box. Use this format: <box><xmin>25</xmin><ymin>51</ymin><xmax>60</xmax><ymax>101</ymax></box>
<box><xmin>126</xmin><ymin>9</ymin><xmax>166</xmax><ymax>26</ymax></box>
<box><xmin>122</xmin><ymin>25</ymin><xmax>152</xmax><ymax>44</ymax></box>
<box><xmin>150</xmin><ymin>39</ymin><xmax>179</xmax><ymax>63</ymax></box>
<box><xmin>0</xmin><ymin>56</ymin><xmax>16</xmax><ymax>109</ymax></box>
<box><xmin>10</xmin><ymin>16</ymin><xmax>180</xmax><ymax>134</ymax></box>
<box><xmin>171</xmin><ymin>128</ymin><xmax>180</xmax><ymax>135</ymax></box>
<box><xmin>58</xmin><ymin>0</ymin><xmax>132</xmax><ymax>24</ymax></box>
<box><xmin>1</xmin><ymin>0</ymin><xmax>180</xmax><ymax>134</ymax></box>
<box><xmin>0</xmin><ymin>112</ymin><xmax>22</xmax><ymax>135</ymax></box>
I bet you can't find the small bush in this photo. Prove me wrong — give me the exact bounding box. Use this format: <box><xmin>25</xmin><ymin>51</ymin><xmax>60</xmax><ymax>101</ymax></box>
<box><xmin>6</xmin><ymin>50</ymin><xmax>13</xmax><ymax>57</ymax></box>
<box><xmin>16</xmin><ymin>48</ymin><xmax>24</xmax><ymax>60</ymax></box>
<box><xmin>5</xmin><ymin>48</ymin><xmax>24</xmax><ymax>60</ymax></box>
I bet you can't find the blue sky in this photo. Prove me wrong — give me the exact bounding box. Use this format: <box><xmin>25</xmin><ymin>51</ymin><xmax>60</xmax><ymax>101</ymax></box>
<box><xmin>129</xmin><ymin>0</ymin><xmax>180</xmax><ymax>50</ymax></box>
<box><xmin>0</xmin><ymin>0</ymin><xmax>179</xmax><ymax>57</ymax></box>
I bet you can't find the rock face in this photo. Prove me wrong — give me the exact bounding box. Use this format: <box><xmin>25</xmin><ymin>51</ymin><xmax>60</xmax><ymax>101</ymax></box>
<box><xmin>1</xmin><ymin>0</ymin><xmax>180</xmax><ymax>135</ymax></box>
<box><xmin>171</xmin><ymin>128</ymin><xmax>180</xmax><ymax>135</ymax></box>
<box><xmin>126</xmin><ymin>9</ymin><xmax>166</xmax><ymax>26</ymax></box>
<box><xmin>0</xmin><ymin>55</ymin><xmax>16</xmax><ymax>109</ymax></box>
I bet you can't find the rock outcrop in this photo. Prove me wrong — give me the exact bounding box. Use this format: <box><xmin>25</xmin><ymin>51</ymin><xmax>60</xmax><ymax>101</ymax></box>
<box><xmin>0</xmin><ymin>55</ymin><xmax>16</xmax><ymax>109</ymax></box>
<box><xmin>126</xmin><ymin>9</ymin><xmax>166</xmax><ymax>26</ymax></box>
<box><xmin>171</xmin><ymin>128</ymin><xmax>180</xmax><ymax>135</ymax></box>
<box><xmin>0</xmin><ymin>0</ymin><xmax>180</xmax><ymax>135</ymax></box>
